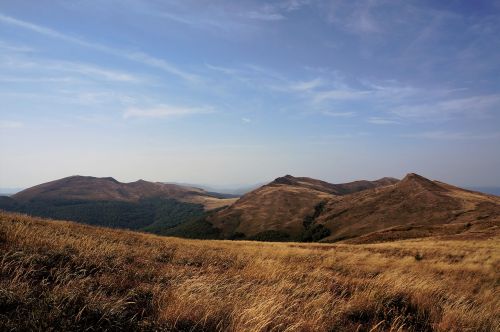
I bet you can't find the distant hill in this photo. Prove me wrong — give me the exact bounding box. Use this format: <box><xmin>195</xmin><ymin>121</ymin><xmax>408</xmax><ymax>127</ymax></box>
<box><xmin>0</xmin><ymin>176</ymin><xmax>237</xmax><ymax>233</ymax></box>
<box><xmin>165</xmin><ymin>173</ymin><xmax>499</xmax><ymax>243</ymax></box>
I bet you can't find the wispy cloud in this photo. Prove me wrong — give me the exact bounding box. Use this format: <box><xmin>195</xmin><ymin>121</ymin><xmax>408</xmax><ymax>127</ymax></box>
<box><xmin>207</xmin><ymin>59</ymin><xmax>499</xmax><ymax>126</ymax></box>
<box><xmin>367</xmin><ymin>117</ymin><xmax>400</xmax><ymax>125</ymax></box>
<box><xmin>289</xmin><ymin>78</ymin><xmax>325</xmax><ymax>92</ymax></box>
<box><xmin>312</xmin><ymin>88</ymin><xmax>371</xmax><ymax>103</ymax></box>
<box><xmin>391</xmin><ymin>95</ymin><xmax>500</xmax><ymax>120</ymax></box>
<box><xmin>0</xmin><ymin>13</ymin><xmax>199</xmax><ymax>82</ymax></box>
<box><xmin>2</xmin><ymin>56</ymin><xmax>139</xmax><ymax>82</ymax></box>
<box><xmin>243</xmin><ymin>8</ymin><xmax>285</xmax><ymax>21</ymax></box>
<box><xmin>241</xmin><ymin>117</ymin><xmax>252</xmax><ymax>123</ymax></box>
<box><xmin>123</xmin><ymin>105</ymin><xmax>214</xmax><ymax>119</ymax></box>
<box><xmin>324</xmin><ymin>1</ymin><xmax>383</xmax><ymax>35</ymax></box>
<box><xmin>0</xmin><ymin>40</ymin><xmax>34</xmax><ymax>52</ymax></box>
<box><xmin>0</xmin><ymin>76</ymin><xmax>74</xmax><ymax>83</ymax></box>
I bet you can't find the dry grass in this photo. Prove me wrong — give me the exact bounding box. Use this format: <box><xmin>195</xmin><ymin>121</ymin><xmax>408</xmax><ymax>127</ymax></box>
<box><xmin>0</xmin><ymin>211</ymin><xmax>498</xmax><ymax>331</ymax></box>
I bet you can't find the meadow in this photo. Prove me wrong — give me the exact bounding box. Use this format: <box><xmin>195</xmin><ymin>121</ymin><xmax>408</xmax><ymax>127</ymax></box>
<box><xmin>0</xmin><ymin>211</ymin><xmax>498</xmax><ymax>331</ymax></box>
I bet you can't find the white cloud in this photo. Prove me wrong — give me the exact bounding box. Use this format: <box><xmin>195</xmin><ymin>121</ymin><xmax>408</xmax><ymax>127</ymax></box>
<box><xmin>290</xmin><ymin>78</ymin><xmax>325</xmax><ymax>92</ymax></box>
<box><xmin>241</xmin><ymin>117</ymin><xmax>252</xmax><ymax>123</ymax></box>
<box><xmin>0</xmin><ymin>120</ymin><xmax>23</xmax><ymax>129</ymax></box>
<box><xmin>367</xmin><ymin>117</ymin><xmax>400</xmax><ymax>125</ymax></box>
<box><xmin>123</xmin><ymin>105</ymin><xmax>213</xmax><ymax>119</ymax></box>
<box><xmin>0</xmin><ymin>13</ymin><xmax>198</xmax><ymax>82</ymax></box>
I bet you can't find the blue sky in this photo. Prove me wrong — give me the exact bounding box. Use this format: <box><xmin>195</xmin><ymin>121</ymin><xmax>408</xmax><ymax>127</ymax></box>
<box><xmin>1</xmin><ymin>0</ymin><xmax>499</xmax><ymax>188</ymax></box>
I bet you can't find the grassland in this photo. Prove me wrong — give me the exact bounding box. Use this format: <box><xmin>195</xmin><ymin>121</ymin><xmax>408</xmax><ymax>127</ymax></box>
<box><xmin>0</xmin><ymin>211</ymin><xmax>498</xmax><ymax>331</ymax></box>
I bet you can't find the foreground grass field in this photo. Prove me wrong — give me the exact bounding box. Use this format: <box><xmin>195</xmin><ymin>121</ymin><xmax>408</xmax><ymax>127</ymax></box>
<box><xmin>0</xmin><ymin>211</ymin><xmax>498</xmax><ymax>331</ymax></box>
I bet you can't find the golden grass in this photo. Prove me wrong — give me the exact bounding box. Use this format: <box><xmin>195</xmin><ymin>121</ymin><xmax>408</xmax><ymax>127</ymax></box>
<box><xmin>0</xmin><ymin>211</ymin><xmax>498</xmax><ymax>331</ymax></box>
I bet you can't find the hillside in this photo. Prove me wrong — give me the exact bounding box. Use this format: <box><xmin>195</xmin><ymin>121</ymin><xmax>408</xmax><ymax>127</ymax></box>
<box><xmin>0</xmin><ymin>176</ymin><xmax>237</xmax><ymax>233</ymax></box>
<box><xmin>166</xmin><ymin>173</ymin><xmax>499</xmax><ymax>243</ymax></box>
<box><xmin>316</xmin><ymin>173</ymin><xmax>500</xmax><ymax>242</ymax></box>
<box><xmin>168</xmin><ymin>175</ymin><xmax>398</xmax><ymax>241</ymax></box>
<box><xmin>11</xmin><ymin>175</ymin><xmax>237</xmax><ymax>208</ymax></box>
<box><xmin>0</xmin><ymin>211</ymin><xmax>498</xmax><ymax>331</ymax></box>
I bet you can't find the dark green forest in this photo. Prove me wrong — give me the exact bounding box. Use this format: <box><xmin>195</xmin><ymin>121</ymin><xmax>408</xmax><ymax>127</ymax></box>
<box><xmin>0</xmin><ymin>196</ymin><xmax>204</xmax><ymax>234</ymax></box>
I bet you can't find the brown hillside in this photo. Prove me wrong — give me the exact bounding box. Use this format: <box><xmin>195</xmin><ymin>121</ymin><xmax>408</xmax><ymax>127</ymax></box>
<box><xmin>208</xmin><ymin>175</ymin><xmax>398</xmax><ymax>238</ymax></box>
<box><xmin>316</xmin><ymin>173</ymin><xmax>500</xmax><ymax>242</ymax></box>
<box><xmin>13</xmin><ymin>176</ymin><xmax>236</xmax><ymax>210</ymax></box>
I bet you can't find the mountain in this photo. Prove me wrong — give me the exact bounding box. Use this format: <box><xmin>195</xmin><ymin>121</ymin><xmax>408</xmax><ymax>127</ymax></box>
<box><xmin>4</xmin><ymin>173</ymin><xmax>498</xmax><ymax>244</ymax></box>
<box><xmin>164</xmin><ymin>175</ymin><xmax>398</xmax><ymax>241</ymax></box>
<box><xmin>165</xmin><ymin>173</ymin><xmax>499</xmax><ymax>243</ymax></box>
<box><xmin>315</xmin><ymin>173</ymin><xmax>500</xmax><ymax>242</ymax></box>
<box><xmin>0</xmin><ymin>176</ymin><xmax>237</xmax><ymax>233</ymax></box>
<box><xmin>12</xmin><ymin>175</ymin><xmax>237</xmax><ymax>209</ymax></box>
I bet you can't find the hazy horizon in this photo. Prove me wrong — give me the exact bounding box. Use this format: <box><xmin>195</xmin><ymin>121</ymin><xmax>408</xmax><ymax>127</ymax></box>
<box><xmin>1</xmin><ymin>1</ymin><xmax>499</xmax><ymax>188</ymax></box>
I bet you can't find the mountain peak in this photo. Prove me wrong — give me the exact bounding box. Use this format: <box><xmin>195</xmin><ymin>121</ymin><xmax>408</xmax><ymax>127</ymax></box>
<box><xmin>64</xmin><ymin>175</ymin><xmax>118</xmax><ymax>183</ymax></box>
<box><xmin>401</xmin><ymin>173</ymin><xmax>431</xmax><ymax>183</ymax></box>
<box><xmin>272</xmin><ymin>175</ymin><xmax>297</xmax><ymax>185</ymax></box>
<box><xmin>101</xmin><ymin>177</ymin><xmax>119</xmax><ymax>183</ymax></box>
<box><xmin>399</xmin><ymin>173</ymin><xmax>446</xmax><ymax>192</ymax></box>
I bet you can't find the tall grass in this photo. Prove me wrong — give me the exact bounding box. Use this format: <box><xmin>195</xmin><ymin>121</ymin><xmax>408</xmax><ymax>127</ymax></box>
<box><xmin>0</xmin><ymin>211</ymin><xmax>498</xmax><ymax>331</ymax></box>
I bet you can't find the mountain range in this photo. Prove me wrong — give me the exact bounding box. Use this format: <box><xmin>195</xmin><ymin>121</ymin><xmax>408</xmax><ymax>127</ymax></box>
<box><xmin>0</xmin><ymin>173</ymin><xmax>498</xmax><ymax>243</ymax></box>
<box><xmin>0</xmin><ymin>176</ymin><xmax>236</xmax><ymax>233</ymax></box>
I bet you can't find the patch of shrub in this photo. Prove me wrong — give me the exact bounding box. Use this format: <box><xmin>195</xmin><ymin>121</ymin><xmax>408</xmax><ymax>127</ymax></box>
<box><xmin>248</xmin><ymin>230</ymin><xmax>291</xmax><ymax>242</ymax></box>
<box><xmin>229</xmin><ymin>232</ymin><xmax>246</xmax><ymax>240</ymax></box>
<box><xmin>301</xmin><ymin>224</ymin><xmax>331</xmax><ymax>242</ymax></box>
<box><xmin>162</xmin><ymin>217</ymin><xmax>221</xmax><ymax>239</ymax></box>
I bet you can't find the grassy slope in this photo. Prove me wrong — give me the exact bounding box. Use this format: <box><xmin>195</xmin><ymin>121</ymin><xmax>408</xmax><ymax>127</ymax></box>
<box><xmin>207</xmin><ymin>176</ymin><xmax>398</xmax><ymax>240</ymax></box>
<box><xmin>317</xmin><ymin>174</ymin><xmax>500</xmax><ymax>242</ymax></box>
<box><xmin>1</xmin><ymin>211</ymin><xmax>498</xmax><ymax>331</ymax></box>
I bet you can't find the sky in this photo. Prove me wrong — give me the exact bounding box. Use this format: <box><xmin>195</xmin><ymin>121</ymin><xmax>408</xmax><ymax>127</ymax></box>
<box><xmin>1</xmin><ymin>0</ymin><xmax>499</xmax><ymax>189</ymax></box>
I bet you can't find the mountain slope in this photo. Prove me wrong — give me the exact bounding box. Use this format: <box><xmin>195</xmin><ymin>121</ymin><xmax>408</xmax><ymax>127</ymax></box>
<box><xmin>315</xmin><ymin>173</ymin><xmax>500</xmax><ymax>242</ymax></box>
<box><xmin>12</xmin><ymin>175</ymin><xmax>236</xmax><ymax>209</ymax></box>
<box><xmin>166</xmin><ymin>173</ymin><xmax>499</xmax><ymax>243</ymax></box>
<box><xmin>177</xmin><ymin>175</ymin><xmax>399</xmax><ymax>241</ymax></box>
<box><xmin>1</xmin><ymin>176</ymin><xmax>237</xmax><ymax>233</ymax></box>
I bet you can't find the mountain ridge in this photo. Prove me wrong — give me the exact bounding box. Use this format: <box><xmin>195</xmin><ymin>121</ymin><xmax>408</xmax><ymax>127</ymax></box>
<box><xmin>166</xmin><ymin>173</ymin><xmax>499</xmax><ymax>243</ymax></box>
<box><xmin>0</xmin><ymin>175</ymin><xmax>238</xmax><ymax>234</ymax></box>
<box><xmin>2</xmin><ymin>173</ymin><xmax>498</xmax><ymax>244</ymax></box>
<box><xmin>12</xmin><ymin>175</ymin><xmax>237</xmax><ymax>209</ymax></box>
